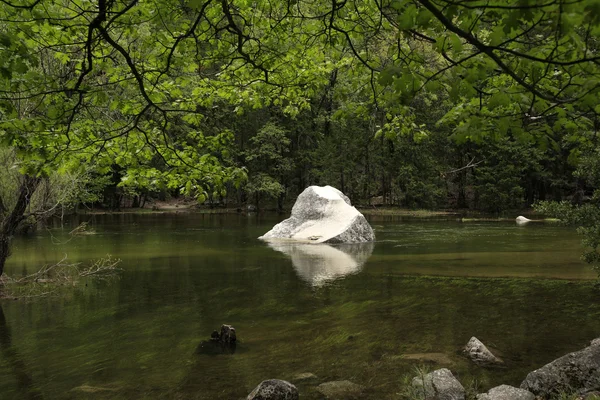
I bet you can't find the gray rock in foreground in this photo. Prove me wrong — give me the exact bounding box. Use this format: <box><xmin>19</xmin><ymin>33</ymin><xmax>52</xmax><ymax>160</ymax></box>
<box><xmin>317</xmin><ymin>380</ymin><xmax>365</xmax><ymax>399</ymax></box>
<box><xmin>247</xmin><ymin>379</ymin><xmax>298</xmax><ymax>400</ymax></box>
<box><xmin>259</xmin><ymin>186</ymin><xmax>374</xmax><ymax>244</ymax></box>
<box><xmin>476</xmin><ymin>385</ymin><xmax>534</xmax><ymax>400</ymax></box>
<box><xmin>520</xmin><ymin>338</ymin><xmax>600</xmax><ymax>397</ymax></box>
<box><xmin>463</xmin><ymin>337</ymin><xmax>503</xmax><ymax>366</ymax></box>
<box><xmin>411</xmin><ymin>368</ymin><xmax>465</xmax><ymax>400</ymax></box>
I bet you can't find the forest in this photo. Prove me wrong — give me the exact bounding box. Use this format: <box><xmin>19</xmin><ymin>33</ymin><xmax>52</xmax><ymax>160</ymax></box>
<box><xmin>1</xmin><ymin>0</ymin><xmax>600</xmax><ymax>273</ymax></box>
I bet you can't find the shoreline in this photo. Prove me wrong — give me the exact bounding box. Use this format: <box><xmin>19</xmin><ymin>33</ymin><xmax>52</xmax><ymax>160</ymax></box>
<box><xmin>76</xmin><ymin>203</ymin><xmax>541</xmax><ymax>219</ymax></box>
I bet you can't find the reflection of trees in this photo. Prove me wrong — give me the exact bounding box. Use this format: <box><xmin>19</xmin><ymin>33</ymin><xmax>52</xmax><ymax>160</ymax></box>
<box><xmin>266</xmin><ymin>242</ymin><xmax>374</xmax><ymax>287</ymax></box>
<box><xmin>0</xmin><ymin>305</ymin><xmax>43</xmax><ymax>399</ymax></box>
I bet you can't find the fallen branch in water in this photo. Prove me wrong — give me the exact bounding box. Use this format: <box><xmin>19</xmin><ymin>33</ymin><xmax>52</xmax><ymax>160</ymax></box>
<box><xmin>49</xmin><ymin>222</ymin><xmax>96</xmax><ymax>245</ymax></box>
<box><xmin>0</xmin><ymin>255</ymin><xmax>122</xmax><ymax>299</ymax></box>
<box><xmin>79</xmin><ymin>257</ymin><xmax>122</xmax><ymax>278</ymax></box>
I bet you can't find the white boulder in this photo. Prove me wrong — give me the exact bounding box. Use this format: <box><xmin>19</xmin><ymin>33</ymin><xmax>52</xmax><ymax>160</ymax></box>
<box><xmin>259</xmin><ymin>186</ymin><xmax>374</xmax><ymax>244</ymax></box>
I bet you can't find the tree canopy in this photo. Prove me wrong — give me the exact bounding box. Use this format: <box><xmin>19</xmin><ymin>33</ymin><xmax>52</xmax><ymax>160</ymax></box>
<box><xmin>1</xmin><ymin>0</ymin><xmax>598</xmax><ymax>180</ymax></box>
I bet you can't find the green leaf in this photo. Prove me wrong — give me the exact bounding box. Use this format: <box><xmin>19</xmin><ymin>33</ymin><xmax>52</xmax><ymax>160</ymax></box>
<box><xmin>0</xmin><ymin>33</ymin><xmax>11</xmax><ymax>48</ymax></box>
<box><xmin>397</xmin><ymin>5</ymin><xmax>417</xmax><ymax>30</ymax></box>
<box><xmin>488</xmin><ymin>92</ymin><xmax>510</xmax><ymax>109</ymax></box>
<box><xmin>449</xmin><ymin>34</ymin><xmax>463</xmax><ymax>53</ymax></box>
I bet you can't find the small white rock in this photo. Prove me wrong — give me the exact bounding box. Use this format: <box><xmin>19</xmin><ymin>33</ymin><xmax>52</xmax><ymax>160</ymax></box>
<box><xmin>463</xmin><ymin>337</ymin><xmax>503</xmax><ymax>366</ymax></box>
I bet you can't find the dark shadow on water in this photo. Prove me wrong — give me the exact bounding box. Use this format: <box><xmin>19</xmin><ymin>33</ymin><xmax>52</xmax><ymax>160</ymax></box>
<box><xmin>265</xmin><ymin>241</ymin><xmax>374</xmax><ymax>287</ymax></box>
<box><xmin>0</xmin><ymin>304</ymin><xmax>43</xmax><ymax>399</ymax></box>
<box><xmin>195</xmin><ymin>340</ymin><xmax>237</xmax><ymax>356</ymax></box>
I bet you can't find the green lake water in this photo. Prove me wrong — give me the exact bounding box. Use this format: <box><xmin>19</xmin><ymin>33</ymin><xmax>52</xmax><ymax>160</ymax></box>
<box><xmin>1</xmin><ymin>213</ymin><xmax>600</xmax><ymax>399</ymax></box>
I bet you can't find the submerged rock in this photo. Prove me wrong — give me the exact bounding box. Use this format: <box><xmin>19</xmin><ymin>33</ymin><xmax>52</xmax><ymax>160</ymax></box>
<box><xmin>265</xmin><ymin>241</ymin><xmax>373</xmax><ymax>287</ymax></box>
<box><xmin>476</xmin><ymin>385</ymin><xmax>534</xmax><ymax>400</ymax></box>
<box><xmin>520</xmin><ymin>338</ymin><xmax>600</xmax><ymax>397</ymax></box>
<box><xmin>247</xmin><ymin>379</ymin><xmax>298</xmax><ymax>400</ymax></box>
<box><xmin>411</xmin><ymin>368</ymin><xmax>465</xmax><ymax>400</ymax></box>
<box><xmin>398</xmin><ymin>353</ymin><xmax>455</xmax><ymax>366</ymax></box>
<box><xmin>463</xmin><ymin>337</ymin><xmax>503</xmax><ymax>366</ymax></box>
<box><xmin>71</xmin><ymin>385</ymin><xmax>118</xmax><ymax>393</ymax></box>
<box><xmin>317</xmin><ymin>380</ymin><xmax>365</xmax><ymax>399</ymax></box>
<box><xmin>259</xmin><ymin>186</ymin><xmax>374</xmax><ymax>244</ymax></box>
<box><xmin>291</xmin><ymin>372</ymin><xmax>318</xmax><ymax>383</ymax></box>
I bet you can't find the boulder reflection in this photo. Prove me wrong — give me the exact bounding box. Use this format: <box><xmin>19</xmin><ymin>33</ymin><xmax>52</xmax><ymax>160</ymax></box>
<box><xmin>266</xmin><ymin>242</ymin><xmax>374</xmax><ymax>287</ymax></box>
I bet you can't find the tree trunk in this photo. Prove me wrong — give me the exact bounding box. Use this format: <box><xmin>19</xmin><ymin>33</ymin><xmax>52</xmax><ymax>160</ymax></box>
<box><xmin>277</xmin><ymin>185</ymin><xmax>285</xmax><ymax>213</ymax></box>
<box><xmin>0</xmin><ymin>175</ymin><xmax>40</xmax><ymax>276</ymax></box>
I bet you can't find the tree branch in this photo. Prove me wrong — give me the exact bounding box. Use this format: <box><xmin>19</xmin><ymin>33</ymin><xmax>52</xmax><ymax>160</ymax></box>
<box><xmin>416</xmin><ymin>0</ymin><xmax>570</xmax><ymax>103</ymax></box>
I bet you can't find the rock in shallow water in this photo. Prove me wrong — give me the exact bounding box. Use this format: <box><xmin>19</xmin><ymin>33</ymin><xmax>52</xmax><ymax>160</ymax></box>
<box><xmin>411</xmin><ymin>368</ymin><xmax>465</xmax><ymax>400</ymax></box>
<box><xmin>463</xmin><ymin>337</ymin><xmax>503</xmax><ymax>366</ymax></box>
<box><xmin>291</xmin><ymin>372</ymin><xmax>318</xmax><ymax>383</ymax></box>
<box><xmin>398</xmin><ymin>353</ymin><xmax>455</xmax><ymax>366</ymax></box>
<box><xmin>476</xmin><ymin>385</ymin><xmax>534</xmax><ymax>400</ymax></box>
<box><xmin>317</xmin><ymin>380</ymin><xmax>365</xmax><ymax>399</ymax></box>
<box><xmin>196</xmin><ymin>324</ymin><xmax>237</xmax><ymax>355</ymax></box>
<box><xmin>520</xmin><ymin>338</ymin><xmax>600</xmax><ymax>397</ymax></box>
<box><xmin>247</xmin><ymin>379</ymin><xmax>298</xmax><ymax>400</ymax></box>
<box><xmin>218</xmin><ymin>324</ymin><xmax>236</xmax><ymax>343</ymax></box>
<box><xmin>259</xmin><ymin>186</ymin><xmax>374</xmax><ymax>244</ymax></box>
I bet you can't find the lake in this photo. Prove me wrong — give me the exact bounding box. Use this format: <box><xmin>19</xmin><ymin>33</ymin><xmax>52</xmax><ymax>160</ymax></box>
<box><xmin>1</xmin><ymin>213</ymin><xmax>599</xmax><ymax>399</ymax></box>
